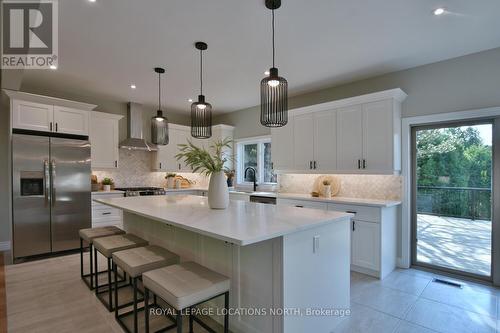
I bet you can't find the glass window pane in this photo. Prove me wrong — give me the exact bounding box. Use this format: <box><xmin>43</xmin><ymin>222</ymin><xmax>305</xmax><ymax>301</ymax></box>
<box><xmin>243</xmin><ymin>144</ymin><xmax>258</xmax><ymax>182</ymax></box>
<box><xmin>263</xmin><ymin>142</ymin><xmax>276</xmax><ymax>183</ymax></box>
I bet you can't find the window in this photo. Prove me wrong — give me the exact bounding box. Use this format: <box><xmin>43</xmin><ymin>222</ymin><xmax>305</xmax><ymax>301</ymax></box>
<box><xmin>236</xmin><ymin>137</ymin><xmax>277</xmax><ymax>184</ymax></box>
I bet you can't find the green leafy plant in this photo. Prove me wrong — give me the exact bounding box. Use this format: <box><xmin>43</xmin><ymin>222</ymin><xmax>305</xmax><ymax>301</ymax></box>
<box><xmin>102</xmin><ymin>177</ymin><xmax>114</xmax><ymax>185</ymax></box>
<box><xmin>176</xmin><ymin>138</ymin><xmax>233</xmax><ymax>176</ymax></box>
<box><xmin>165</xmin><ymin>173</ymin><xmax>177</xmax><ymax>179</ymax></box>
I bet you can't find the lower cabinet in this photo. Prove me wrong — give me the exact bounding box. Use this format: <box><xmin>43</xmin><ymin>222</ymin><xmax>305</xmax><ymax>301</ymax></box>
<box><xmin>277</xmin><ymin>197</ymin><xmax>397</xmax><ymax>279</ymax></box>
<box><xmin>91</xmin><ymin>192</ymin><xmax>124</xmax><ymax>228</ymax></box>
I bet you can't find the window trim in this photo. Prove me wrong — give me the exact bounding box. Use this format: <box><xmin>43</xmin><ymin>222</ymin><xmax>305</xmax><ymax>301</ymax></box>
<box><xmin>235</xmin><ymin>135</ymin><xmax>276</xmax><ymax>185</ymax></box>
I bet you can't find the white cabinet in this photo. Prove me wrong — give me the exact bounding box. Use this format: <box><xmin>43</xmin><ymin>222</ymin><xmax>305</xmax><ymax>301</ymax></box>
<box><xmin>91</xmin><ymin>192</ymin><xmax>124</xmax><ymax>228</ymax></box>
<box><xmin>292</xmin><ymin>110</ymin><xmax>337</xmax><ymax>171</ymax></box>
<box><xmin>53</xmin><ymin>106</ymin><xmax>89</xmax><ymax>135</ymax></box>
<box><xmin>11</xmin><ymin>98</ymin><xmax>91</xmax><ymax>136</ymax></box>
<box><xmin>12</xmin><ymin>100</ymin><xmax>54</xmax><ymax>132</ymax></box>
<box><xmin>337</xmin><ymin>105</ymin><xmax>363</xmax><ymax>170</ymax></box>
<box><xmin>271</xmin><ymin>117</ymin><xmax>294</xmax><ymax>170</ymax></box>
<box><xmin>278</xmin><ymin>197</ymin><xmax>398</xmax><ymax>279</ymax></box>
<box><xmin>152</xmin><ymin>124</ymin><xmax>234</xmax><ymax>172</ymax></box>
<box><xmin>271</xmin><ymin>89</ymin><xmax>406</xmax><ymax>174</ymax></box>
<box><xmin>351</xmin><ymin>220</ymin><xmax>380</xmax><ymax>272</ymax></box>
<box><xmin>90</xmin><ymin>112</ymin><xmax>122</xmax><ymax>169</ymax></box>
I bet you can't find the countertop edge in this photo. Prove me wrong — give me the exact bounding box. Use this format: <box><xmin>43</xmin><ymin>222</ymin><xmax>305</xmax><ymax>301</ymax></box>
<box><xmin>276</xmin><ymin>193</ymin><xmax>401</xmax><ymax>208</ymax></box>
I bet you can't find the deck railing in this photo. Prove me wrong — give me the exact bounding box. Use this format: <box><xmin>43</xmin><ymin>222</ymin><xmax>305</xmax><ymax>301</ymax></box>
<box><xmin>417</xmin><ymin>186</ymin><xmax>491</xmax><ymax>220</ymax></box>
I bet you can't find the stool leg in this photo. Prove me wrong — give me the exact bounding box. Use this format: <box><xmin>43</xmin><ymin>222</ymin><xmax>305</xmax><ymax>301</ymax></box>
<box><xmin>94</xmin><ymin>248</ymin><xmax>99</xmax><ymax>295</ymax></box>
<box><xmin>144</xmin><ymin>288</ymin><xmax>150</xmax><ymax>333</ymax></box>
<box><xmin>224</xmin><ymin>292</ymin><xmax>229</xmax><ymax>333</ymax></box>
<box><xmin>133</xmin><ymin>277</ymin><xmax>138</xmax><ymax>333</ymax></box>
<box><xmin>114</xmin><ymin>263</ymin><xmax>118</xmax><ymax>319</ymax></box>
<box><xmin>189</xmin><ymin>310</ymin><xmax>194</xmax><ymax>333</ymax></box>
<box><xmin>79</xmin><ymin>238</ymin><xmax>84</xmax><ymax>280</ymax></box>
<box><xmin>89</xmin><ymin>243</ymin><xmax>94</xmax><ymax>289</ymax></box>
<box><xmin>107</xmin><ymin>257</ymin><xmax>112</xmax><ymax>311</ymax></box>
<box><xmin>176</xmin><ymin>311</ymin><xmax>183</xmax><ymax>333</ymax></box>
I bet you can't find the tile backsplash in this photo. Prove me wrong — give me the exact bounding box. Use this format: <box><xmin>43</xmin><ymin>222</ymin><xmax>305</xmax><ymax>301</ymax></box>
<box><xmin>92</xmin><ymin>149</ymin><xmax>209</xmax><ymax>188</ymax></box>
<box><xmin>278</xmin><ymin>173</ymin><xmax>402</xmax><ymax>200</ymax></box>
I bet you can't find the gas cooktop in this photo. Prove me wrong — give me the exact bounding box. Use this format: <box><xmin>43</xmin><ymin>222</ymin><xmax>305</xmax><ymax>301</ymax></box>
<box><xmin>115</xmin><ymin>187</ymin><xmax>165</xmax><ymax>197</ymax></box>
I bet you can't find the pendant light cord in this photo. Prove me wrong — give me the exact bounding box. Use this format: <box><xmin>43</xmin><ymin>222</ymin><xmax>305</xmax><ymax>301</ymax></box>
<box><xmin>158</xmin><ymin>71</ymin><xmax>161</xmax><ymax>110</ymax></box>
<box><xmin>272</xmin><ymin>8</ymin><xmax>275</xmax><ymax>68</ymax></box>
<box><xmin>200</xmin><ymin>49</ymin><xmax>203</xmax><ymax>95</ymax></box>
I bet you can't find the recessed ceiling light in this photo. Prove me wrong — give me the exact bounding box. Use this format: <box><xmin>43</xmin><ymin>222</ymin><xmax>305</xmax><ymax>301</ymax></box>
<box><xmin>433</xmin><ymin>7</ymin><xmax>445</xmax><ymax>16</ymax></box>
<box><xmin>188</xmin><ymin>98</ymin><xmax>193</xmax><ymax>102</ymax></box>
<box><xmin>264</xmin><ymin>71</ymin><xmax>270</xmax><ymax>75</ymax></box>
<box><xmin>130</xmin><ymin>84</ymin><xmax>136</xmax><ymax>89</ymax></box>
<box><xmin>88</xmin><ymin>0</ymin><xmax>96</xmax><ymax>2</ymax></box>
<box><xmin>49</xmin><ymin>65</ymin><xmax>57</xmax><ymax>70</ymax></box>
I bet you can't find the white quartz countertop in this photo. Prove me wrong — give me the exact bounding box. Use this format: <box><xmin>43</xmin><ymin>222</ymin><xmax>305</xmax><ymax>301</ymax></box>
<box><xmin>277</xmin><ymin>193</ymin><xmax>401</xmax><ymax>208</ymax></box>
<box><xmin>94</xmin><ymin>195</ymin><xmax>352</xmax><ymax>246</ymax></box>
<box><xmin>91</xmin><ymin>190</ymin><xmax>125</xmax><ymax>195</ymax></box>
<box><xmin>163</xmin><ymin>188</ymin><xmax>207</xmax><ymax>192</ymax></box>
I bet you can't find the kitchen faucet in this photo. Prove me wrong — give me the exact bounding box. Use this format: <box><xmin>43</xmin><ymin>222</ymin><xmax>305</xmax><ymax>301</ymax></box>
<box><xmin>244</xmin><ymin>167</ymin><xmax>258</xmax><ymax>192</ymax></box>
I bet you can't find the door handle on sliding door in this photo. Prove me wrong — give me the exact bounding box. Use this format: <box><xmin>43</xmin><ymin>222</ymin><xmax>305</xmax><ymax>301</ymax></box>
<box><xmin>43</xmin><ymin>160</ymin><xmax>49</xmax><ymax>206</ymax></box>
<box><xmin>51</xmin><ymin>160</ymin><xmax>56</xmax><ymax>207</ymax></box>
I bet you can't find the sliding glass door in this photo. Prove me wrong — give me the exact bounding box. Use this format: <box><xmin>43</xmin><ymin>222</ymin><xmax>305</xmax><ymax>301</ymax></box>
<box><xmin>412</xmin><ymin>121</ymin><xmax>493</xmax><ymax>279</ymax></box>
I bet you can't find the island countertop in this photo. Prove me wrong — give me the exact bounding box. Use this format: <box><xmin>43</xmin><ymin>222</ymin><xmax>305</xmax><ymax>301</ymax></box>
<box><xmin>94</xmin><ymin>195</ymin><xmax>352</xmax><ymax>246</ymax></box>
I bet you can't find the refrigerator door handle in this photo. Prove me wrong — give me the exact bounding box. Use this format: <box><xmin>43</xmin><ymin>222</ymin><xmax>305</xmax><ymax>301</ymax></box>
<box><xmin>51</xmin><ymin>159</ymin><xmax>56</xmax><ymax>207</ymax></box>
<box><xmin>43</xmin><ymin>160</ymin><xmax>50</xmax><ymax>206</ymax></box>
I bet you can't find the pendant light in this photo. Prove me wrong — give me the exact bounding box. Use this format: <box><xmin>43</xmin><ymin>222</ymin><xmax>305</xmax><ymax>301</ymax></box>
<box><xmin>151</xmin><ymin>67</ymin><xmax>169</xmax><ymax>145</ymax></box>
<box><xmin>191</xmin><ymin>42</ymin><xmax>212</xmax><ymax>139</ymax></box>
<box><xmin>260</xmin><ymin>0</ymin><xmax>288</xmax><ymax>127</ymax></box>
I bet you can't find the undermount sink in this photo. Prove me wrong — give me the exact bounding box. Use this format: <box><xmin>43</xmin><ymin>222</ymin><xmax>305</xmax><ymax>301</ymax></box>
<box><xmin>229</xmin><ymin>189</ymin><xmax>277</xmax><ymax>197</ymax></box>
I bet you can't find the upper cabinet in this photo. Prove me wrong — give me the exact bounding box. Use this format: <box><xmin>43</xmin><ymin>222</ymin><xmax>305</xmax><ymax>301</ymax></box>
<box><xmin>90</xmin><ymin>112</ymin><xmax>123</xmax><ymax>169</ymax></box>
<box><xmin>7</xmin><ymin>90</ymin><xmax>95</xmax><ymax>136</ymax></box>
<box><xmin>272</xmin><ymin>89</ymin><xmax>406</xmax><ymax>174</ymax></box>
<box><xmin>152</xmin><ymin>124</ymin><xmax>234</xmax><ymax>172</ymax></box>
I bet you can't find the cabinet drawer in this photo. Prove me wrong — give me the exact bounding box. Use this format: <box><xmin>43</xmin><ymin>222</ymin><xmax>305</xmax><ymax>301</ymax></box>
<box><xmin>92</xmin><ymin>207</ymin><xmax>122</xmax><ymax>219</ymax></box>
<box><xmin>328</xmin><ymin>203</ymin><xmax>380</xmax><ymax>222</ymax></box>
<box><xmin>277</xmin><ymin>198</ymin><xmax>328</xmax><ymax>210</ymax></box>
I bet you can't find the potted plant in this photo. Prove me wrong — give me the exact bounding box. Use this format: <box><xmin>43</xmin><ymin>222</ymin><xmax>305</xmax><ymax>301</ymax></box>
<box><xmin>165</xmin><ymin>173</ymin><xmax>177</xmax><ymax>189</ymax></box>
<box><xmin>176</xmin><ymin>138</ymin><xmax>233</xmax><ymax>209</ymax></box>
<box><xmin>322</xmin><ymin>179</ymin><xmax>332</xmax><ymax>198</ymax></box>
<box><xmin>225</xmin><ymin>170</ymin><xmax>235</xmax><ymax>188</ymax></box>
<box><xmin>102</xmin><ymin>178</ymin><xmax>114</xmax><ymax>192</ymax></box>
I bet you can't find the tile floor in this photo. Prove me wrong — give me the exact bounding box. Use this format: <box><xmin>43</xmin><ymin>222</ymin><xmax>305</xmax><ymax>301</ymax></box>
<box><xmin>335</xmin><ymin>269</ymin><xmax>499</xmax><ymax>333</ymax></box>
<box><xmin>4</xmin><ymin>253</ymin><xmax>500</xmax><ymax>333</ymax></box>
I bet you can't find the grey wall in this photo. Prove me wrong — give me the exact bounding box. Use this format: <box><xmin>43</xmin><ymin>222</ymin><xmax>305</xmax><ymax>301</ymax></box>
<box><xmin>215</xmin><ymin>47</ymin><xmax>500</xmax><ymax>139</ymax></box>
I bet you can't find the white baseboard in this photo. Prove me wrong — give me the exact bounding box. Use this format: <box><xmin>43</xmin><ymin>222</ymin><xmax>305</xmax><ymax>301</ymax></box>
<box><xmin>0</xmin><ymin>241</ymin><xmax>11</xmax><ymax>252</ymax></box>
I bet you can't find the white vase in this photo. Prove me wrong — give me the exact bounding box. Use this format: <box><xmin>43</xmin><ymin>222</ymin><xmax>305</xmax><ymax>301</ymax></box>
<box><xmin>103</xmin><ymin>185</ymin><xmax>111</xmax><ymax>192</ymax></box>
<box><xmin>323</xmin><ymin>185</ymin><xmax>332</xmax><ymax>198</ymax></box>
<box><xmin>208</xmin><ymin>171</ymin><xmax>229</xmax><ymax>209</ymax></box>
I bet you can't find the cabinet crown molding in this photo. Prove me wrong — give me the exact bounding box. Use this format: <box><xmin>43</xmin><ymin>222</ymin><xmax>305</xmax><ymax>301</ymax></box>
<box><xmin>290</xmin><ymin>88</ymin><xmax>407</xmax><ymax>116</ymax></box>
<box><xmin>91</xmin><ymin>111</ymin><xmax>124</xmax><ymax>120</ymax></box>
<box><xmin>4</xmin><ymin>89</ymin><xmax>97</xmax><ymax>111</ymax></box>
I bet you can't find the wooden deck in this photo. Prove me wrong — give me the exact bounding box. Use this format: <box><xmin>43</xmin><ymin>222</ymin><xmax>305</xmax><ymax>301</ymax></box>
<box><xmin>416</xmin><ymin>214</ymin><xmax>492</xmax><ymax>276</ymax></box>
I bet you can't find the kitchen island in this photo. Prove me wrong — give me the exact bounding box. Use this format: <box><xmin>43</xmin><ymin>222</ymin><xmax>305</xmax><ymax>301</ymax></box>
<box><xmin>94</xmin><ymin>195</ymin><xmax>352</xmax><ymax>333</ymax></box>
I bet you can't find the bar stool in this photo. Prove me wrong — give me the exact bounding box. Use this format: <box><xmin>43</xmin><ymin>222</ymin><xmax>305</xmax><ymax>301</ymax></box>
<box><xmin>93</xmin><ymin>234</ymin><xmax>148</xmax><ymax>311</ymax></box>
<box><xmin>112</xmin><ymin>245</ymin><xmax>180</xmax><ymax>333</ymax></box>
<box><xmin>143</xmin><ymin>262</ymin><xmax>230</xmax><ymax>333</ymax></box>
<box><xmin>79</xmin><ymin>226</ymin><xmax>126</xmax><ymax>290</ymax></box>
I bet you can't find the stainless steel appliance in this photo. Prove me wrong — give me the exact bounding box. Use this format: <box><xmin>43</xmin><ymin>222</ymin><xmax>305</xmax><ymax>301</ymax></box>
<box><xmin>12</xmin><ymin>133</ymin><xmax>91</xmax><ymax>259</ymax></box>
<box><xmin>115</xmin><ymin>187</ymin><xmax>166</xmax><ymax>197</ymax></box>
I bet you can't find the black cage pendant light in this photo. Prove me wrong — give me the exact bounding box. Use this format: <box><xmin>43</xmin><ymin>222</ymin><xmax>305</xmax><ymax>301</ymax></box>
<box><xmin>151</xmin><ymin>67</ymin><xmax>169</xmax><ymax>145</ymax></box>
<box><xmin>191</xmin><ymin>42</ymin><xmax>212</xmax><ymax>139</ymax></box>
<box><xmin>260</xmin><ymin>0</ymin><xmax>288</xmax><ymax>127</ymax></box>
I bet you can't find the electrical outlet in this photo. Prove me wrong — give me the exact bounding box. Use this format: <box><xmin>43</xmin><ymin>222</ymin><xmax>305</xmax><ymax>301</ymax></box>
<box><xmin>313</xmin><ymin>235</ymin><xmax>320</xmax><ymax>253</ymax></box>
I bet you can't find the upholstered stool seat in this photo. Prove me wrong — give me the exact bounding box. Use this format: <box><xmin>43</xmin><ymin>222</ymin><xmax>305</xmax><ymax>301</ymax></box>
<box><xmin>79</xmin><ymin>226</ymin><xmax>125</xmax><ymax>290</ymax></box>
<box><xmin>93</xmin><ymin>234</ymin><xmax>148</xmax><ymax>311</ymax></box>
<box><xmin>143</xmin><ymin>262</ymin><xmax>230</xmax><ymax>333</ymax></box>
<box><xmin>112</xmin><ymin>246</ymin><xmax>180</xmax><ymax>333</ymax></box>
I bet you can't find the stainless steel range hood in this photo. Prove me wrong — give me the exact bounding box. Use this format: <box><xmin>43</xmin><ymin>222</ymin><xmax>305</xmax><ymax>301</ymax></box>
<box><xmin>119</xmin><ymin>102</ymin><xmax>157</xmax><ymax>151</ymax></box>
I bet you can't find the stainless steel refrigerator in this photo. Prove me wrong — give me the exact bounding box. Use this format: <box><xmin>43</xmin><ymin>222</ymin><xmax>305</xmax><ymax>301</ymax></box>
<box><xmin>12</xmin><ymin>133</ymin><xmax>91</xmax><ymax>259</ymax></box>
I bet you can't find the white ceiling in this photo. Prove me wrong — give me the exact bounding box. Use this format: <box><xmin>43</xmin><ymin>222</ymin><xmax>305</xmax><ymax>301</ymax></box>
<box><xmin>19</xmin><ymin>0</ymin><xmax>500</xmax><ymax>114</ymax></box>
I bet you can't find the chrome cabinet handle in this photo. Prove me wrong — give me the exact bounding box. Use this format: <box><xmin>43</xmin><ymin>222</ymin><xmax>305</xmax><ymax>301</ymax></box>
<box><xmin>309</xmin><ymin>161</ymin><xmax>313</xmax><ymax>169</ymax></box>
<box><xmin>115</xmin><ymin>160</ymin><xmax>118</xmax><ymax>168</ymax></box>
<box><xmin>51</xmin><ymin>160</ymin><xmax>56</xmax><ymax>207</ymax></box>
<box><xmin>314</xmin><ymin>161</ymin><xmax>317</xmax><ymax>169</ymax></box>
<box><xmin>363</xmin><ymin>159</ymin><xmax>366</xmax><ymax>169</ymax></box>
<box><xmin>159</xmin><ymin>162</ymin><xmax>162</xmax><ymax>169</ymax></box>
<box><xmin>358</xmin><ymin>159</ymin><xmax>361</xmax><ymax>169</ymax></box>
<box><xmin>43</xmin><ymin>160</ymin><xmax>49</xmax><ymax>206</ymax></box>
<box><xmin>55</xmin><ymin>123</ymin><xmax>58</xmax><ymax>132</ymax></box>
<box><xmin>49</xmin><ymin>122</ymin><xmax>53</xmax><ymax>132</ymax></box>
